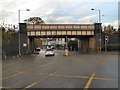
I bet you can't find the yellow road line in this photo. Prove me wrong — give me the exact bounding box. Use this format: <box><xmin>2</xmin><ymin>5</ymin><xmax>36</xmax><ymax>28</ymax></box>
<box><xmin>1</xmin><ymin>72</ymin><xmax>23</xmax><ymax>80</ymax></box>
<box><xmin>84</xmin><ymin>72</ymin><xmax>95</xmax><ymax>90</ymax></box>
<box><xmin>99</xmin><ymin>56</ymin><xmax>106</xmax><ymax>64</ymax></box>
<box><xmin>1</xmin><ymin>68</ymin><xmax>35</xmax><ymax>80</ymax></box>
<box><xmin>2</xmin><ymin>69</ymin><xmax>24</xmax><ymax>72</ymax></box>
<box><xmin>2</xmin><ymin>68</ymin><xmax>110</xmax><ymax>80</ymax></box>
<box><xmin>25</xmin><ymin>80</ymin><xmax>40</xmax><ymax>88</ymax></box>
<box><xmin>1</xmin><ymin>64</ymin><xmax>48</xmax><ymax>80</ymax></box>
<box><xmin>54</xmin><ymin>74</ymin><xmax>90</xmax><ymax>79</ymax></box>
<box><xmin>2</xmin><ymin>69</ymin><xmax>47</xmax><ymax>75</ymax></box>
<box><xmin>94</xmin><ymin>77</ymin><xmax>110</xmax><ymax>80</ymax></box>
<box><xmin>53</xmin><ymin>74</ymin><xmax>109</xmax><ymax>80</ymax></box>
<box><xmin>50</xmin><ymin>70</ymin><xmax>59</xmax><ymax>76</ymax></box>
<box><xmin>25</xmin><ymin>76</ymin><xmax>50</xmax><ymax>88</ymax></box>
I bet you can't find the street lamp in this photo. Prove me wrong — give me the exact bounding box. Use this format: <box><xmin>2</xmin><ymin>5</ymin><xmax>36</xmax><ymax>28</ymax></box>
<box><xmin>91</xmin><ymin>8</ymin><xmax>102</xmax><ymax>53</ymax></box>
<box><xmin>18</xmin><ymin>9</ymin><xmax>30</xmax><ymax>56</ymax></box>
<box><xmin>91</xmin><ymin>9</ymin><xmax>101</xmax><ymax>23</ymax></box>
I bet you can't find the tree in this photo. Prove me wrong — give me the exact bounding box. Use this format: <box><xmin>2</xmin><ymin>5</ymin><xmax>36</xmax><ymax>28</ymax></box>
<box><xmin>103</xmin><ymin>24</ymin><xmax>117</xmax><ymax>34</ymax></box>
<box><xmin>24</xmin><ymin>17</ymin><xmax>45</xmax><ymax>24</ymax></box>
<box><xmin>7</xmin><ymin>28</ymin><xmax>17</xmax><ymax>34</ymax></box>
<box><xmin>2</xmin><ymin>27</ymin><xmax>12</xmax><ymax>46</ymax></box>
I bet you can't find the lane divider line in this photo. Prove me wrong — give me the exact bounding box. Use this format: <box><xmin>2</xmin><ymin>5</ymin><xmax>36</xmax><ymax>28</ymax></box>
<box><xmin>99</xmin><ymin>56</ymin><xmax>106</xmax><ymax>64</ymax></box>
<box><xmin>2</xmin><ymin>69</ymin><xmax>48</xmax><ymax>75</ymax></box>
<box><xmin>50</xmin><ymin>71</ymin><xmax>59</xmax><ymax>76</ymax></box>
<box><xmin>54</xmin><ymin>74</ymin><xmax>90</xmax><ymax>79</ymax></box>
<box><xmin>1</xmin><ymin>63</ymin><xmax>48</xmax><ymax>80</ymax></box>
<box><xmin>53</xmin><ymin>74</ymin><xmax>110</xmax><ymax>80</ymax></box>
<box><xmin>24</xmin><ymin>76</ymin><xmax>50</xmax><ymax>89</ymax></box>
<box><xmin>1</xmin><ymin>68</ymin><xmax>35</xmax><ymax>80</ymax></box>
<box><xmin>25</xmin><ymin>80</ymin><xmax>40</xmax><ymax>88</ymax></box>
<box><xmin>1</xmin><ymin>72</ymin><xmax>23</xmax><ymax>80</ymax></box>
<box><xmin>84</xmin><ymin>72</ymin><xmax>95</xmax><ymax>90</ymax></box>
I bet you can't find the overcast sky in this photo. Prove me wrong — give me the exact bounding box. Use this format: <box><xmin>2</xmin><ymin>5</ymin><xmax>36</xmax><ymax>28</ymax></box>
<box><xmin>0</xmin><ymin>0</ymin><xmax>119</xmax><ymax>28</ymax></box>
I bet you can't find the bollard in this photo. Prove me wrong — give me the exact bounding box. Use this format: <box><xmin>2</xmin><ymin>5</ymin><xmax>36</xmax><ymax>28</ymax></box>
<box><xmin>65</xmin><ymin>49</ymin><xmax>68</xmax><ymax>56</ymax></box>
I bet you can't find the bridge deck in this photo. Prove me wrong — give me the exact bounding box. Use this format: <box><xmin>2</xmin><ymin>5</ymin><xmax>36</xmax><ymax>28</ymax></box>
<box><xmin>27</xmin><ymin>24</ymin><xmax>95</xmax><ymax>36</ymax></box>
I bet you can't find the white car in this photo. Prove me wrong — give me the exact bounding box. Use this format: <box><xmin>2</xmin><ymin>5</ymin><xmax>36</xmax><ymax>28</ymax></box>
<box><xmin>45</xmin><ymin>49</ymin><xmax>55</xmax><ymax>56</ymax></box>
<box><xmin>34</xmin><ymin>48</ymin><xmax>41</xmax><ymax>54</ymax></box>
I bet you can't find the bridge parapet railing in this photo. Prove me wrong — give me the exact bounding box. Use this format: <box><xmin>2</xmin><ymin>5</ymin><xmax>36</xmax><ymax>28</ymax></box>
<box><xmin>27</xmin><ymin>24</ymin><xmax>95</xmax><ymax>31</ymax></box>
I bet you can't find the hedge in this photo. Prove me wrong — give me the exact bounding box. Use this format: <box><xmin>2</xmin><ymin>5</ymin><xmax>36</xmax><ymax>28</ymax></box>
<box><xmin>102</xmin><ymin>44</ymin><xmax>120</xmax><ymax>51</ymax></box>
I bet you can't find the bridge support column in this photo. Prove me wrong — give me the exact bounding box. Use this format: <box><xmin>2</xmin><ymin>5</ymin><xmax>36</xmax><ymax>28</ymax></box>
<box><xmin>89</xmin><ymin>37</ymin><xmax>95</xmax><ymax>52</ymax></box>
<box><xmin>78</xmin><ymin>38</ymin><xmax>89</xmax><ymax>52</ymax></box>
<box><xmin>78</xmin><ymin>37</ymin><xmax>95</xmax><ymax>53</ymax></box>
<box><xmin>28</xmin><ymin>37</ymin><xmax>35</xmax><ymax>53</ymax></box>
<box><xmin>19</xmin><ymin>23</ymin><xmax>28</xmax><ymax>55</ymax></box>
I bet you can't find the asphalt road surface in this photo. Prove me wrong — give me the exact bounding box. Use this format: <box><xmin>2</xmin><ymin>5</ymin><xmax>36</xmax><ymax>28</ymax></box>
<box><xmin>1</xmin><ymin>50</ymin><xmax>118</xmax><ymax>89</ymax></box>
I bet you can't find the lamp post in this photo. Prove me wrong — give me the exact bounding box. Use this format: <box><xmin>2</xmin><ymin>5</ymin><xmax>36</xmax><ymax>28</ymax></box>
<box><xmin>91</xmin><ymin>9</ymin><xmax>101</xmax><ymax>23</ymax></box>
<box><xmin>18</xmin><ymin>9</ymin><xmax>30</xmax><ymax>56</ymax></box>
<box><xmin>91</xmin><ymin>8</ymin><xmax>102</xmax><ymax>53</ymax></box>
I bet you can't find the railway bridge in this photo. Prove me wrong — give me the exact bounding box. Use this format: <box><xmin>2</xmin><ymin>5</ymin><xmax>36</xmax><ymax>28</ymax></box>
<box><xmin>19</xmin><ymin>23</ymin><xmax>102</xmax><ymax>54</ymax></box>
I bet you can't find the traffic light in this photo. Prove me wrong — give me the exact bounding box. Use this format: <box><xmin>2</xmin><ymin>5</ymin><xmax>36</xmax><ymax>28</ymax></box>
<box><xmin>105</xmin><ymin>36</ymin><xmax>109</xmax><ymax>42</ymax></box>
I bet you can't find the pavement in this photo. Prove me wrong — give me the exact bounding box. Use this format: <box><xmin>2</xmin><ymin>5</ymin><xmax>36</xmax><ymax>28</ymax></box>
<box><xmin>1</xmin><ymin>50</ymin><xmax>119</xmax><ymax>89</ymax></box>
